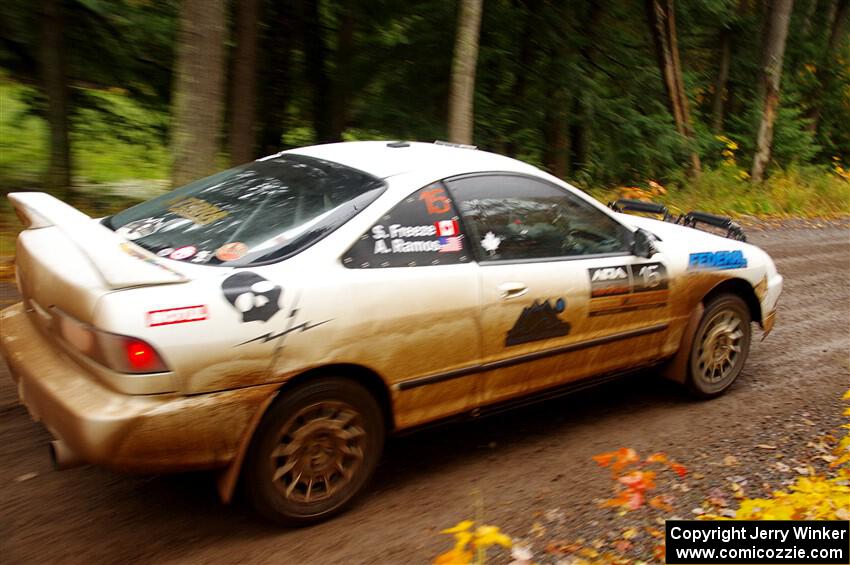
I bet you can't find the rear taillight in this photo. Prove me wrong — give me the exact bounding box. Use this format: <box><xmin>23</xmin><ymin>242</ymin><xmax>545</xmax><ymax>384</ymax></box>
<box><xmin>54</xmin><ymin>309</ymin><xmax>169</xmax><ymax>374</ymax></box>
<box><xmin>126</xmin><ymin>339</ymin><xmax>158</xmax><ymax>372</ymax></box>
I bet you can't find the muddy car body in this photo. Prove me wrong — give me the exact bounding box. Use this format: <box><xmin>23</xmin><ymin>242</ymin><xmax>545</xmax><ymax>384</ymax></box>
<box><xmin>1</xmin><ymin>141</ymin><xmax>782</xmax><ymax>524</ymax></box>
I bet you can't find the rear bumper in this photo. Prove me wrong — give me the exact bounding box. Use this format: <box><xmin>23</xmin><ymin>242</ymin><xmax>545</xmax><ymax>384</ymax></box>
<box><xmin>0</xmin><ymin>302</ymin><xmax>277</xmax><ymax>472</ymax></box>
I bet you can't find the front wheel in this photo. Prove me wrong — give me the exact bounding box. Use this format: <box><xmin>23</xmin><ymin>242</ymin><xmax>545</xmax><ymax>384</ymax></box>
<box><xmin>687</xmin><ymin>294</ymin><xmax>752</xmax><ymax>398</ymax></box>
<box><xmin>243</xmin><ymin>377</ymin><xmax>385</xmax><ymax>526</ymax></box>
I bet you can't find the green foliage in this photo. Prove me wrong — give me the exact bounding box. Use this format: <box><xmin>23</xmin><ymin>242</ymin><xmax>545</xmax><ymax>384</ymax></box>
<box><xmin>0</xmin><ymin>79</ymin><xmax>169</xmax><ymax>187</ymax></box>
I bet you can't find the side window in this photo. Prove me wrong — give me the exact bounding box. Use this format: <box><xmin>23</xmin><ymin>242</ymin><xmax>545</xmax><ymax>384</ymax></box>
<box><xmin>342</xmin><ymin>183</ymin><xmax>471</xmax><ymax>268</ymax></box>
<box><xmin>446</xmin><ymin>175</ymin><xmax>630</xmax><ymax>262</ymax></box>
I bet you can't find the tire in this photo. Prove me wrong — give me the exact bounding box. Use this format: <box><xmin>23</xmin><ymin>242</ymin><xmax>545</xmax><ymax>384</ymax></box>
<box><xmin>243</xmin><ymin>377</ymin><xmax>385</xmax><ymax>526</ymax></box>
<box><xmin>687</xmin><ymin>294</ymin><xmax>752</xmax><ymax>398</ymax></box>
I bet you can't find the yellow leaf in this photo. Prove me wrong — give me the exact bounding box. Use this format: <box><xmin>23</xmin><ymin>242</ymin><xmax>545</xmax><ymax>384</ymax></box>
<box><xmin>434</xmin><ymin>548</ymin><xmax>473</xmax><ymax>565</ymax></box>
<box><xmin>473</xmin><ymin>525</ymin><xmax>512</xmax><ymax>549</ymax></box>
<box><xmin>441</xmin><ymin>520</ymin><xmax>474</xmax><ymax>534</ymax></box>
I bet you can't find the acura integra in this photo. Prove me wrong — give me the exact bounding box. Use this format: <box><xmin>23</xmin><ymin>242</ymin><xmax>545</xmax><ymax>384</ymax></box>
<box><xmin>1</xmin><ymin>141</ymin><xmax>782</xmax><ymax>525</ymax></box>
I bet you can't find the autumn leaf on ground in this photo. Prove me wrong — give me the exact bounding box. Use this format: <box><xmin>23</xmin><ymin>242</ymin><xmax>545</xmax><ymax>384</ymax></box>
<box><xmin>593</xmin><ymin>448</ymin><xmax>639</xmax><ymax>473</ymax></box>
<box><xmin>649</xmin><ymin>495</ymin><xmax>674</xmax><ymax>512</ymax></box>
<box><xmin>668</xmin><ymin>462</ymin><xmax>688</xmax><ymax>478</ymax></box>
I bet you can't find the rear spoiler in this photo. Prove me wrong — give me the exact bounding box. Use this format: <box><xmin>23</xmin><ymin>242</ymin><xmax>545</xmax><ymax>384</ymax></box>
<box><xmin>8</xmin><ymin>192</ymin><xmax>189</xmax><ymax>289</ymax></box>
<box><xmin>608</xmin><ymin>198</ymin><xmax>746</xmax><ymax>242</ymax></box>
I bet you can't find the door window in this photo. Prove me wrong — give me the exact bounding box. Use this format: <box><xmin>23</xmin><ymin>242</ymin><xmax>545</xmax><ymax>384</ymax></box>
<box><xmin>446</xmin><ymin>175</ymin><xmax>630</xmax><ymax>262</ymax></box>
<box><xmin>343</xmin><ymin>183</ymin><xmax>471</xmax><ymax>268</ymax></box>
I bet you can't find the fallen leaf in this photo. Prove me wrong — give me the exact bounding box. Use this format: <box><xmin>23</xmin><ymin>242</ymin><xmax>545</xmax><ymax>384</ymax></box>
<box><xmin>723</xmin><ymin>455</ymin><xmax>738</xmax><ymax>466</ymax></box>
<box><xmin>613</xmin><ymin>540</ymin><xmax>632</xmax><ymax>554</ymax></box>
<box><xmin>668</xmin><ymin>462</ymin><xmax>688</xmax><ymax>478</ymax></box>
<box><xmin>756</xmin><ymin>444</ymin><xmax>777</xmax><ymax>450</ymax></box>
<box><xmin>649</xmin><ymin>496</ymin><xmax>674</xmax><ymax>512</ymax></box>
<box><xmin>545</xmin><ymin>541</ymin><xmax>582</xmax><ymax>554</ymax></box>
<box><xmin>622</xmin><ymin>528</ymin><xmax>639</xmax><ymax>540</ymax></box>
<box><xmin>13</xmin><ymin>472</ymin><xmax>38</xmax><ymax>482</ymax></box>
<box><xmin>530</xmin><ymin>522</ymin><xmax>546</xmax><ymax>538</ymax></box>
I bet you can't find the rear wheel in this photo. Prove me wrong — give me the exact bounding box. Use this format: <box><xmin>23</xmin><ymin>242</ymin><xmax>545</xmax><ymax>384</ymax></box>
<box><xmin>243</xmin><ymin>377</ymin><xmax>384</xmax><ymax>526</ymax></box>
<box><xmin>687</xmin><ymin>294</ymin><xmax>751</xmax><ymax>398</ymax></box>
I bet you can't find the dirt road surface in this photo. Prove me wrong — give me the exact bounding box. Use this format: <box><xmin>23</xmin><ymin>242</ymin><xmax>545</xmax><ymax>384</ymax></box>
<box><xmin>1</xmin><ymin>222</ymin><xmax>848</xmax><ymax>564</ymax></box>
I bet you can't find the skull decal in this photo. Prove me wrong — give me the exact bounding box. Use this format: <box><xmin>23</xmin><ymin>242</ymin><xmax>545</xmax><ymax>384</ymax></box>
<box><xmin>222</xmin><ymin>272</ymin><xmax>282</xmax><ymax>323</ymax></box>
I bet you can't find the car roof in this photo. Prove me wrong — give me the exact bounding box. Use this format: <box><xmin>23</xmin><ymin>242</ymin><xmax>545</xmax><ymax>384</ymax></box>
<box><xmin>285</xmin><ymin>140</ymin><xmax>541</xmax><ymax>180</ymax></box>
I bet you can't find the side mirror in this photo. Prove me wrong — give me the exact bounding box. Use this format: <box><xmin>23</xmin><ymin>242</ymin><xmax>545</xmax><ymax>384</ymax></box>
<box><xmin>631</xmin><ymin>228</ymin><xmax>658</xmax><ymax>259</ymax></box>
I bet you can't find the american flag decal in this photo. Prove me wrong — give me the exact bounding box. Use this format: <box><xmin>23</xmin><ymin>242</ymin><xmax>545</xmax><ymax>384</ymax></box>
<box><xmin>439</xmin><ymin>236</ymin><xmax>463</xmax><ymax>253</ymax></box>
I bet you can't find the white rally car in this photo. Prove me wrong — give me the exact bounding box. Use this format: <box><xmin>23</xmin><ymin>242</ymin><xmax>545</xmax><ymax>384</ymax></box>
<box><xmin>1</xmin><ymin>141</ymin><xmax>782</xmax><ymax>525</ymax></box>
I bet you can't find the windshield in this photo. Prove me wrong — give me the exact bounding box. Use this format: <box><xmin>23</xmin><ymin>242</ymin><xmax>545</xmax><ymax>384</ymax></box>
<box><xmin>106</xmin><ymin>154</ymin><xmax>386</xmax><ymax>266</ymax></box>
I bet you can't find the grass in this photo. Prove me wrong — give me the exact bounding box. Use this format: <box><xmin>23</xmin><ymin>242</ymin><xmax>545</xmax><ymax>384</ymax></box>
<box><xmin>591</xmin><ymin>165</ymin><xmax>850</xmax><ymax>219</ymax></box>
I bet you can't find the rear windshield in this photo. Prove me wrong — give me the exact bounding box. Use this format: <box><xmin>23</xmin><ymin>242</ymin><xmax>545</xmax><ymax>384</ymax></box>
<box><xmin>105</xmin><ymin>154</ymin><xmax>385</xmax><ymax>266</ymax></box>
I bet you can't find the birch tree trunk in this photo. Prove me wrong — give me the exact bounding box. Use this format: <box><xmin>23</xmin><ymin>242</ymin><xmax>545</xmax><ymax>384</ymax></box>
<box><xmin>448</xmin><ymin>0</ymin><xmax>483</xmax><ymax>145</ymax></box>
<box><xmin>229</xmin><ymin>0</ymin><xmax>260</xmax><ymax>165</ymax></box>
<box><xmin>751</xmin><ymin>0</ymin><xmax>794</xmax><ymax>183</ymax></box>
<box><xmin>42</xmin><ymin>0</ymin><xmax>72</xmax><ymax>199</ymax></box>
<box><xmin>171</xmin><ymin>0</ymin><xmax>227</xmax><ymax>186</ymax></box>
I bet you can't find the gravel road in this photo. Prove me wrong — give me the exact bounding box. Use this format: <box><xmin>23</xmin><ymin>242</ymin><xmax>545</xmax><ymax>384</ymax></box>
<box><xmin>1</xmin><ymin>221</ymin><xmax>848</xmax><ymax>564</ymax></box>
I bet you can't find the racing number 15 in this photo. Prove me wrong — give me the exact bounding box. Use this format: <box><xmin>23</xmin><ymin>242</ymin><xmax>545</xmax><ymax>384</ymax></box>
<box><xmin>637</xmin><ymin>264</ymin><xmax>662</xmax><ymax>289</ymax></box>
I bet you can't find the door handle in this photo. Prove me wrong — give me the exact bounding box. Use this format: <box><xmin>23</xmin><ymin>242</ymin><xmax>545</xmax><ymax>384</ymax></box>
<box><xmin>498</xmin><ymin>282</ymin><xmax>528</xmax><ymax>300</ymax></box>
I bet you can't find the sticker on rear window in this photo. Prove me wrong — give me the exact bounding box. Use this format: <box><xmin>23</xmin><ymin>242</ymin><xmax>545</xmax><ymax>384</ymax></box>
<box><xmin>343</xmin><ymin>184</ymin><xmax>469</xmax><ymax>268</ymax></box>
<box><xmin>170</xmin><ymin>246</ymin><xmax>197</xmax><ymax>260</ymax></box>
<box><xmin>216</xmin><ymin>242</ymin><xmax>248</xmax><ymax>262</ymax></box>
<box><xmin>168</xmin><ymin>197</ymin><xmax>229</xmax><ymax>225</ymax></box>
<box><xmin>117</xmin><ymin>217</ymin><xmax>163</xmax><ymax>240</ymax></box>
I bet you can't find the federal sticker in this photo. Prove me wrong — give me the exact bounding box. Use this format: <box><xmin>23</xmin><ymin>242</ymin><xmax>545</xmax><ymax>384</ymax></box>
<box><xmin>146</xmin><ymin>305</ymin><xmax>208</xmax><ymax>327</ymax></box>
<box><xmin>216</xmin><ymin>242</ymin><xmax>248</xmax><ymax>262</ymax></box>
<box><xmin>688</xmin><ymin>250</ymin><xmax>747</xmax><ymax>270</ymax></box>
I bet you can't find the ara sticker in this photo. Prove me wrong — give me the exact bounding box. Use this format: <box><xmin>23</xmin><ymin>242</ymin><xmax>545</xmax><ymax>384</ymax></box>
<box><xmin>505</xmin><ymin>298</ymin><xmax>571</xmax><ymax>346</ymax></box>
<box><xmin>222</xmin><ymin>272</ymin><xmax>281</xmax><ymax>323</ymax></box>
<box><xmin>481</xmin><ymin>231</ymin><xmax>502</xmax><ymax>255</ymax></box>
<box><xmin>170</xmin><ymin>246</ymin><xmax>197</xmax><ymax>260</ymax></box>
<box><xmin>688</xmin><ymin>250</ymin><xmax>747</xmax><ymax>270</ymax></box>
<box><xmin>116</xmin><ymin>217</ymin><xmax>163</xmax><ymax>240</ymax></box>
<box><xmin>146</xmin><ymin>305</ymin><xmax>208</xmax><ymax>327</ymax></box>
<box><xmin>216</xmin><ymin>242</ymin><xmax>248</xmax><ymax>262</ymax></box>
<box><xmin>157</xmin><ymin>247</ymin><xmax>175</xmax><ymax>257</ymax></box>
<box><xmin>587</xmin><ymin>263</ymin><xmax>669</xmax><ymax>316</ymax></box>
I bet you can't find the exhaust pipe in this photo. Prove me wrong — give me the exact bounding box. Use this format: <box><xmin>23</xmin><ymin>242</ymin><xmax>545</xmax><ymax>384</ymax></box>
<box><xmin>49</xmin><ymin>440</ymin><xmax>83</xmax><ymax>470</ymax></box>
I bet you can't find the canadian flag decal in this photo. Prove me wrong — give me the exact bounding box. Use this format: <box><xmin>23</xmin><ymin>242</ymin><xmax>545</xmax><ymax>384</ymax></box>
<box><xmin>435</xmin><ymin>220</ymin><xmax>459</xmax><ymax>237</ymax></box>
